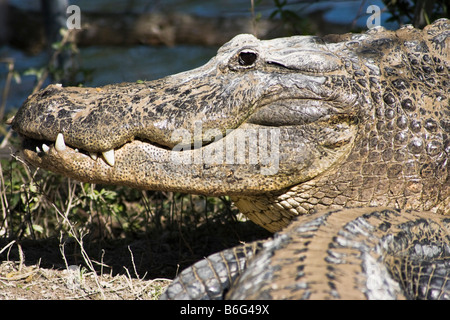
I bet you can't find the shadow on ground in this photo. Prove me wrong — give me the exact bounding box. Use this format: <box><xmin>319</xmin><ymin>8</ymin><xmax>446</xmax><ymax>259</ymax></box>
<box><xmin>2</xmin><ymin>219</ymin><xmax>270</xmax><ymax>279</ymax></box>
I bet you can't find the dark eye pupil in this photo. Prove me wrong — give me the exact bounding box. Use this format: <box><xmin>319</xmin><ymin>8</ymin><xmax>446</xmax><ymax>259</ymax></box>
<box><xmin>238</xmin><ymin>52</ymin><xmax>257</xmax><ymax>66</ymax></box>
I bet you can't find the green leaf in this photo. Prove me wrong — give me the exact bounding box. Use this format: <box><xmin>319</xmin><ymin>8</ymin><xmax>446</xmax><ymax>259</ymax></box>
<box><xmin>32</xmin><ymin>224</ymin><xmax>44</xmax><ymax>234</ymax></box>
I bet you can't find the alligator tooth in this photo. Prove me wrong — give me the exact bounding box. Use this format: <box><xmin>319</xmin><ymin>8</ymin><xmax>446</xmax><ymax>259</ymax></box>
<box><xmin>102</xmin><ymin>149</ymin><xmax>115</xmax><ymax>166</ymax></box>
<box><xmin>42</xmin><ymin>144</ymin><xmax>50</xmax><ymax>153</ymax></box>
<box><xmin>89</xmin><ymin>152</ymin><xmax>98</xmax><ymax>160</ymax></box>
<box><xmin>55</xmin><ymin>133</ymin><xmax>66</xmax><ymax>151</ymax></box>
<box><xmin>36</xmin><ymin>146</ymin><xmax>41</xmax><ymax>154</ymax></box>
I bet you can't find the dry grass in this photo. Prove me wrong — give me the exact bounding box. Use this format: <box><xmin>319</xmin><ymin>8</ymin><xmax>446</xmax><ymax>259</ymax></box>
<box><xmin>0</xmin><ymin>258</ymin><xmax>171</xmax><ymax>300</ymax></box>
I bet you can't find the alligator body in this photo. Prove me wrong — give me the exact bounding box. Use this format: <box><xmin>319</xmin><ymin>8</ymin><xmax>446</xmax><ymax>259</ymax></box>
<box><xmin>161</xmin><ymin>208</ymin><xmax>450</xmax><ymax>300</ymax></box>
<box><xmin>11</xmin><ymin>19</ymin><xmax>450</xmax><ymax>299</ymax></box>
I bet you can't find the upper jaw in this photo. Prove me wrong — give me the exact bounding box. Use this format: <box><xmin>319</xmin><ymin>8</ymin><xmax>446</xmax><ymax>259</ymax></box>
<box><xmin>11</xmin><ymin>77</ymin><xmax>352</xmax><ymax>169</ymax></box>
<box><xmin>23</xmin><ymin>132</ymin><xmax>117</xmax><ymax>167</ymax></box>
<box><xmin>16</xmin><ymin>92</ymin><xmax>355</xmax><ymax>170</ymax></box>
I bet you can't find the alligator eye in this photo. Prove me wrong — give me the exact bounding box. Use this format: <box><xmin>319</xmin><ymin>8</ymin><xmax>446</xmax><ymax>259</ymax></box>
<box><xmin>238</xmin><ymin>51</ymin><xmax>258</xmax><ymax>66</ymax></box>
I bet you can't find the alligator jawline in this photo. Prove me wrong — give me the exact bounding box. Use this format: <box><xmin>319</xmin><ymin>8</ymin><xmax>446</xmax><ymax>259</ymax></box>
<box><xmin>21</xmin><ymin>135</ymin><xmax>161</xmax><ymax>168</ymax></box>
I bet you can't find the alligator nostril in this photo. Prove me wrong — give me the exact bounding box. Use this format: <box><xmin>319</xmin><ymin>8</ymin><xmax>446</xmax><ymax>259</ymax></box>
<box><xmin>238</xmin><ymin>51</ymin><xmax>257</xmax><ymax>66</ymax></box>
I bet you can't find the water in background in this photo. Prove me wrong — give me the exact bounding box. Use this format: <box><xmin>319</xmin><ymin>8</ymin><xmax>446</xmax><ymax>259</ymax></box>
<box><xmin>1</xmin><ymin>0</ymin><xmax>394</xmax><ymax>112</ymax></box>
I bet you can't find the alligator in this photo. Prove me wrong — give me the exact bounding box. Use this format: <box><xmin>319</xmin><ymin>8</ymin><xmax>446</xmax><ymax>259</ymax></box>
<box><xmin>10</xmin><ymin>18</ymin><xmax>450</xmax><ymax>299</ymax></box>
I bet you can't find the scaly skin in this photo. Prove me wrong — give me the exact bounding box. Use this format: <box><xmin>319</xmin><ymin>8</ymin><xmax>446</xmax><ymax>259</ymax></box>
<box><xmin>161</xmin><ymin>208</ymin><xmax>450</xmax><ymax>300</ymax></box>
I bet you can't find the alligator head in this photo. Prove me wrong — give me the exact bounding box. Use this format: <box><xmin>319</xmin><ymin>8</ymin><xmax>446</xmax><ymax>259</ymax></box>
<box><xmin>11</xmin><ymin>20</ymin><xmax>450</xmax><ymax>232</ymax></box>
<box><xmin>12</xmin><ymin>34</ymin><xmax>359</xmax><ymax>192</ymax></box>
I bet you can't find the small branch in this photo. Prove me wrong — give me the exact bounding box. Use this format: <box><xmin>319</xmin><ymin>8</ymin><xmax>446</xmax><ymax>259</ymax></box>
<box><xmin>32</xmin><ymin>28</ymin><xmax>76</xmax><ymax>94</ymax></box>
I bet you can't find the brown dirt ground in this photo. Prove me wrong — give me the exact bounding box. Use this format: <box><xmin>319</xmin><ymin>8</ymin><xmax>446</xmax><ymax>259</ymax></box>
<box><xmin>0</xmin><ymin>219</ymin><xmax>271</xmax><ymax>300</ymax></box>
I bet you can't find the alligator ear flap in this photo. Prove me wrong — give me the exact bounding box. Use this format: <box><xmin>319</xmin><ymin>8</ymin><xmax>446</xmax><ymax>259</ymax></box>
<box><xmin>266</xmin><ymin>50</ymin><xmax>341</xmax><ymax>73</ymax></box>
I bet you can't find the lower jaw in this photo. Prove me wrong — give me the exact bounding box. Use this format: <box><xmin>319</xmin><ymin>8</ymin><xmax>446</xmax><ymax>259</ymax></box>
<box><xmin>19</xmin><ymin>138</ymin><xmax>298</xmax><ymax>195</ymax></box>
